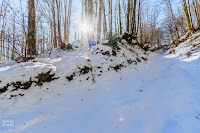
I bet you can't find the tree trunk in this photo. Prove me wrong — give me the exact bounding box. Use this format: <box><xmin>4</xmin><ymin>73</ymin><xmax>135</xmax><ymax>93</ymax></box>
<box><xmin>52</xmin><ymin>0</ymin><xmax>57</xmax><ymax>48</ymax></box>
<box><xmin>56</xmin><ymin>0</ymin><xmax>62</xmax><ymax>46</ymax></box>
<box><xmin>28</xmin><ymin>0</ymin><xmax>36</xmax><ymax>56</ymax></box>
<box><xmin>131</xmin><ymin>0</ymin><xmax>137</xmax><ymax>35</ymax></box>
<box><xmin>103</xmin><ymin>1</ymin><xmax>107</xmax><ymax>39</ymax></box>
<box><xmin>126</xmin><ymin>0</ymin><xmax>131</xmax><ymax>32</ymax></box>
<box><xmin>88</xmin><ymin>0</ymin><xmax>94</xmax><ymax>39</ymax></box>
<box><xmin>11</xmin><ymin>12</ymin><xmax>15</xmax><ymax>60</ymax></box>
<box><xmin>187</xmin><ymin>0</ymin><xmax>194</xmax><ymax>30</ymax></box>
<box><xmin>97</xmin><ymin>0</ymin><xmax>103</xmax><ymax>43</ymax></box>
<box><xmin>137</xmin><ymin>0</ymin><xmax>141</xmax><ymax>34</ymax></box>
<box><xmin>119</xmin><ymin>0</ymin><xmax>122</xmax><ymax>35</ymax></box>
<box><xmin>82</xmin><ymin>0</ymin><xmax>84</xmax><ymax>39</ymax></box>
<box><xmin>193</xmin><ymin>0</ymin><xmax>200</xmax><ymax>27</ymax></box>
<box><xmin>66</xmin><ymin>0</ymin><xmax>72</xmax><ymax>43</ymax></box>
<box><xmin>110</xmin><ymin>0</ymin><xmax>112</xmax><ymax>36</ymax></box>
<box><xmin>182</xmin><ymin>0</ymin><xmax>194</xmax><ymax>32</ymax></box>
<box><xmin>64</xmin><ymin>0</ymin><xmax>68</xmax><ymax>43</ymax></box>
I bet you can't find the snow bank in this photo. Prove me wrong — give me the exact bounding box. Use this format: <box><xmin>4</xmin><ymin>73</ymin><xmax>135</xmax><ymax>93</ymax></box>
<box><xmin>0</xmin><ymin>37</ymin><xmax>152</xmax><ymax>100</ymax></box>
<box><xmin>166</xmin><ymin>31</ymin><xmax>200</xmax><ymax>61</ymax></box>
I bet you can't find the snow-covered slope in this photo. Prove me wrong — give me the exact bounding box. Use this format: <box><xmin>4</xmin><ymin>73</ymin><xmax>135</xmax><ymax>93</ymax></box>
<box><xmin>0</xmin><ymin>39</ymin><xmax>157</xmax><ymax>132</ymax></box>
<box><xmin>166</xmin><ymin>31</ymin><xmax>200</xmax><ymax>61</ymax></box>
<box><xmin>1</xmin><ymin>53</ymin><xmax>200</xmax><ymax>133</ymax></box>
<box><xmin>0</xmin><ymin>39</ymin><xmax>150</xmax><ymax>102</ymax></box>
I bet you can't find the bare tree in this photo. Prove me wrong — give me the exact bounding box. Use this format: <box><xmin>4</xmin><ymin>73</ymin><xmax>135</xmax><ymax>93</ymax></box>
<box><xmin>193</xmin><ymin>0</ymin><xmax>200</xmax><ymax>27</ymax></box>
<box><xmin>28</xmin><ymin>0</ymin><xmax>36</xmax><ymax>56</ymax></box>
<box><xmin>56</xmin><ymin>0</ymin><xmax>62</xmax><ymax>45</ymax></box>
<box><xmin>131</xmin><ymin>0</ymin><xmax>137</xmax><ymax>35</ymax></box>
<box><xmin>97</xmin><ymin>0</ymin><xmax>103</xmax><ymax>43</ymax></box>
<box><xmin>119</xmin><ymin>0</ymin><xmax>122</xmax><ymax>35</ymax></box>
<box><xmin>182</xmin><ymin>0</ymin><xmax>194</xmax><ymax>32</ymax></box>
<box><xmin>11</xmin><ymin>10</ymin><xmax>16</xmax><ymax>60</ymax></box>
<box><xmin>126</xmin><ymin>0</ymin><xmax>131</xmax><ymax>32</ymax></box>
<box><xmin>66</xmin><ymin>0</ymin><xmax>72</xmax><ymax>43</ymax></box>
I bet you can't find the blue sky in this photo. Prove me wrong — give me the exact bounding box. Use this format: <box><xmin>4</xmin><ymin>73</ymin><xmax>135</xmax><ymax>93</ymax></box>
<box><xmin>10</xmin><ymin>0</ymin><xmax>183</xmax><ymax>40</ymax></box>
<box><xmin>11</xmin><ymin>0</ymin><xmax>182</xmax><ymax>25</ymax></box>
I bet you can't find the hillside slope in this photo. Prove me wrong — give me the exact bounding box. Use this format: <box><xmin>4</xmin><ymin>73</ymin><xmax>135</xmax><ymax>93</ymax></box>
<box><xmin>0</xmin><ymin>54</ymin><xmax>200</xmax><ymax>133</ymax></box>
<box><xmin>1</xmin><ymin>38</ymin><xmax>200</xmax><ymax>133</ymax></box>
<box><xmin>166</xmin><ymin>31</ymin><xmax>200</xmax><ymax>61</ymax></box>
<box><xmin>0</xmin><ymin>37</ymin><xmax>152</xmax><ymax>100</ymax></box>
<box><xmin>0</xmin><ymin>37</ymin><xmax>161</xmax><ymax>132</ymax></box>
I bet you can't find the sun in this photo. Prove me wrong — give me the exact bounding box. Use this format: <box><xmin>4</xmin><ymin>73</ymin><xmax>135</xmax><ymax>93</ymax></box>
<box><xmin>79</xmin><ymin>23</ymin><xmax>90</xmax><ymax>33</ymax></box>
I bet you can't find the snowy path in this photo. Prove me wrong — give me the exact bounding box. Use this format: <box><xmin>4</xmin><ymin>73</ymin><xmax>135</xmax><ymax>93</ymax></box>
<box><xmin>1</xmin><ymin>55</ymin><xmax>200</xmax><ymax>133</ymax></box>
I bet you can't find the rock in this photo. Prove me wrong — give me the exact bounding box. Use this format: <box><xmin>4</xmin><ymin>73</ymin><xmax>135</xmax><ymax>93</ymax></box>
<box><xmin>11</xmin><ymin>94</ymin><xmax>17</xmax><ymax>98</ymax></box>
<box><xmin>21</xmin><ymin>80</ymin><xmax>32</xmax><ymax>90</ymax></box>
<box><xmin>19</xmin><ymin>93</ymin><xmax>24</xmax><ymax>96</ymax></box>
<box><xmin>0</xmin><ymin>85</ymin><xmax>9</xmax><ymax>93</ymax></box>
<box><xmin>60</xmin><ymin>43</ymin><xmax>73</xmax><ymax>50</ymax></box>
<box><xmin>112</xmin><ymin>50</ymin><xmax>117</xmax><ymax>56</ymax></box>
<box><xmin>79</xmin><ymin>66</ymin><xmax>92</xmax><ymax>75</ymax></box>
<box><xmin>66</xmin><ymin>75</ymin><xmax>74</xmax><ymax>81</ymax></box>
<box><xmin>122</xmin><ymin>32</ymin><xmax>137</xmax><ymax>44</ymax></box>
<box><xmin>113</xmin><ymin>64</ymin><xmax>124</xmax><ymax>72</ymax></box>
<box><xmin>127</xmin><ymin>59</ymin><xmax>134</xmax><ymax>64</ymax></box>
<box><xmin>96</xmin><ymin>66</ymin><xmax>102</xmax><ymax>69</ymax></box>
<box><xmin>102</xmin><ymin>51</ymin><xmax>110</xmax><ymax>56</ymax></box>
<box><xmin>103</xmin><ymin>36</ymin><xmax>120</xmax><ymax>55</ymax></box>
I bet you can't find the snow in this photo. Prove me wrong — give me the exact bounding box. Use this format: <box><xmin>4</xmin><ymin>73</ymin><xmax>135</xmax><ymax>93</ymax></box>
<box><xmin>0</xmin><ymin>40</ymin><xmax>200</xmax><ymax>133</ymax></box>
<box><xmin>166</xmin><ymin>31</ymin><xmax>200</xmax><ymax>61</ymax></box>
<box><xmin>0</xmin><ymin>40</ymin><xmax>148</xmax><ymax>89</ymax></box>
<box><xmin>0</xmin><ymin>61</ymin><xmax>17</xmax><ymax>68</ymax></box>
<box><xmin>178</xmin><ymin>31</ymin><xmax>190</xmax><ymax>42</ymax></box>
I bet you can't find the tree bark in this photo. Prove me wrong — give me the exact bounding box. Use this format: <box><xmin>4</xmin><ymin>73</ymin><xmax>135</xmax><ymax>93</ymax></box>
<box><xmin>126</xmin><ymin>0</ymin><xmax>131</xmax><ymax>32</ymax></box>
<box><xmin>119</xmin><ymin>0</ymin><xmax>122</xmax><ymax>35</ymax></box>
<box><xmin>182</xmin><ymin>0</ymin><xmax>194</xmax><ymax>32</ymax></box>
<box><xmin>131</xmin><ymin>0</ymin><xmax>137</xmax><ymax>35</ymax></box>
<box><xmin>97</xmin><ymin>0</ymin><xmax>103</xmax><ymax>43</ymax></box>
<box><xmin>56</xmin><ymin>0</ymin><xmax>63</xmax><ymax>46</ymax></box>
<box><xmin>66</xmin><ymin>0</ymin><xmax>72</xmax><ymax>43</ymax></box>
<box><xmin>28</xmin><ymin>0</ymin><xmax>36</xmax><ymax>56</ymax></box>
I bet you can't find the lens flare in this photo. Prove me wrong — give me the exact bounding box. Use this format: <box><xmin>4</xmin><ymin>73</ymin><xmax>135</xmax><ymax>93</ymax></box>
<box><xmin>79</xmin><ymin>23</ymin><xmax>89</xmax><ymax>33</ymax></box>
<box><xmin>119</xmin><ymin>117</ymin><xmax>124</xmax><ymax>121</ymax></box>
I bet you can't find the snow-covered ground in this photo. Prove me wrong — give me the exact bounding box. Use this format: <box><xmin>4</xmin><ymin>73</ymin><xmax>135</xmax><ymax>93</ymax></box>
<box><xmin>0</xmin><ymin>40</ymin><xmax>200</xmax><ymax>133</ymax></box>
<box><xmin>166</xmin><ymin>31</ymin><xmax>200</xmax><ymax>61</ymax></box>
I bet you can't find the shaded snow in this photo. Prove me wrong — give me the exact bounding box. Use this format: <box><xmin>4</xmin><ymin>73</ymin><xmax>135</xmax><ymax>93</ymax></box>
<box><xmin>0</xmin><ymin>61</ymin><xmax>17</xmax><ymax>68</ymax></box>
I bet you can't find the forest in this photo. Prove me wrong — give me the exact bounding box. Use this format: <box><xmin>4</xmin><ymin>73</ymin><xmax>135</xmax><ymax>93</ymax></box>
<box><xmin>0</xmin><ymin>0</ymin><xmax>200</xmax><ymax>133</ymax></box>
<box><xmin>0</xmin><ymin>0</ymin><xmax>199</xmax><ymax>61</ymax></box>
